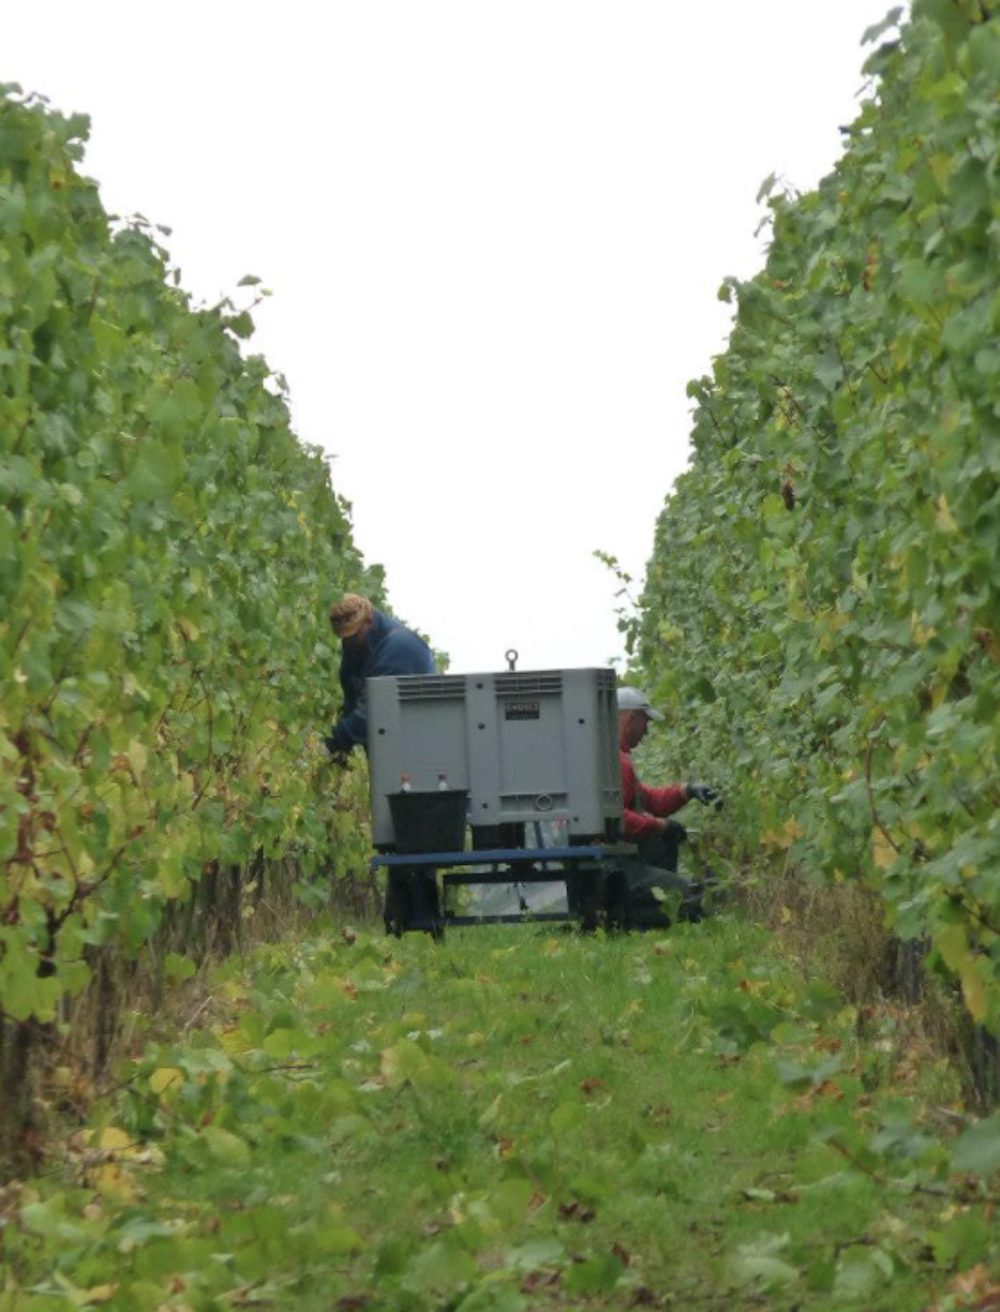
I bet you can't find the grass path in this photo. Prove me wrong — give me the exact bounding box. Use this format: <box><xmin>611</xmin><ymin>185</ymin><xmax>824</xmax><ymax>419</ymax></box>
<box><xmin>4</xmin><ymin>914</ymin><xmax>995</xmax><ymax>1310</ymax></box>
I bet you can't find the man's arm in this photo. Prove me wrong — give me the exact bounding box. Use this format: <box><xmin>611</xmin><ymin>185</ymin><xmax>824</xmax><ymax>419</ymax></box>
<box><xmin>626</xmin><ymin>782</ymin><xmax>719</xmax><ymax>836</ymax></box>
<box><xmin>620</xmin><ymin>751</ymin><xmax>687</xmax><ymax>841</ymax></box>
<box><xmin>623</xmin><ymin>806</ymin><xmax>674</xmax><ymax>842</ymax></box>
<box><xmin>638</xmin><ymin>780</ymin><xmax>688</xmax><ymax>818</ymax></box>
<box><xmin>325</xmin><ymin>627</ymin><xmax>436</xmax><ymax>754</ymax></box>
<box><xmin>325</xmin><ymin>699</ymin><xmax>367</xmax><ymax>754</ymax></box>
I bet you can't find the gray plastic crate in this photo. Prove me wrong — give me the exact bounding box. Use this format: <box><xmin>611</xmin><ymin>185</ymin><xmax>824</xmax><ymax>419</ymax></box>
<box><xmin>367</xmin><ymin>667</ymin><xmax>622</xmax><ymax>849</ymax></box>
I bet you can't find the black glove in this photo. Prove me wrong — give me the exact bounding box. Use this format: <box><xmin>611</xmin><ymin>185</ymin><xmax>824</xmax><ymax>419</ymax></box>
<box><xmin>323</xmin><ymin>736</ymin><xmax>351</xmax><ymax>765</ymax></box>
<box><xmin>686</xmin><ymin>782</ymin><xmax>719</xmax><ymax>807</ymax></box>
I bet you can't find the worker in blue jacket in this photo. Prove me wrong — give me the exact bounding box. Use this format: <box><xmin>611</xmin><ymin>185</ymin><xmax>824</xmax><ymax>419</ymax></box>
<box><xmin>324</xmin><ymin>593</ymin><xmax>439</xmax><ymax>936</ymax></box>
<box><xmin>324</xmin><ymin>594</ymin><xmax>437</xmax><ymax>758</ymax></box>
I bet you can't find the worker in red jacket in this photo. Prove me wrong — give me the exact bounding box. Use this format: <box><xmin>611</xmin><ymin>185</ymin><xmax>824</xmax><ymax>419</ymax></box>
<box><xmin>617</xmin><ymin>686</ymin><xmax>718</xmax><ymax>927</ymax></box>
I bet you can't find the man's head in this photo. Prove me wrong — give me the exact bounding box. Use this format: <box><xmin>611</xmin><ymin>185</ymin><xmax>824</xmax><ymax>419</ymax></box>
<box><xmin>616</xmin><ymin>685</ymin><xmax>663</xmax><ymax>750</ymax></box>
<box><xmin>329</xmin><ymin>593</ymin><xmax>374</xmax><ymax>643</ymax></box>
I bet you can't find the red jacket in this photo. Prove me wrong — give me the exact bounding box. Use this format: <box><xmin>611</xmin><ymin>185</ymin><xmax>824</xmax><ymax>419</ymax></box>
<box><xmin>620</xmin><ymin>749</ymin><xmax>687</xmax><ymax>841</ymax></box>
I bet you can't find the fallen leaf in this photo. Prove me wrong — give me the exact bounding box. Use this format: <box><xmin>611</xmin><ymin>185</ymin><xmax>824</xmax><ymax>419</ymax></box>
<box><xmin>630</xmin><ymin>1288</ymin><xmax>660</xmax><ymax>1306</ymax></box>
<box><xmin>521</xmin><ymin>1269</ymin><xmax>560</xmax><ymax>1293</ymax></box>
<box><xmin>814</xmin><ymin>1035</ymin><xmax>842</xmax><ymax>1053</ymax></box>
<box><xmin>558</xmin><ymin>1201</ymin><xmax>596</xmax><ymax>1223</ymax></box>
<box><xmin>82</xmin><ymin>1285</ymin><xmax>117</xmax><ymax>1304</ymax></box>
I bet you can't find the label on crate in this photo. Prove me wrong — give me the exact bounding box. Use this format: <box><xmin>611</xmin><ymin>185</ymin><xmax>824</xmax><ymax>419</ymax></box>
<box><xmin>503</xmin><ymin>699</ymin><xmax>541</xmax><ymax>721</ymax></box>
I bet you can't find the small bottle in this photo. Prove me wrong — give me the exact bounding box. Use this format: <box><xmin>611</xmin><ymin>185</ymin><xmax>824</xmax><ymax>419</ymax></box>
<box><xmin>400</xmin><ymin>772</ymin><xmax>412</xmax><ymax>794</ymax></box>
<box><xmin>437</xmin><ymin>772</ymin><xmax>450</xmax><ymax>791</ymax></box>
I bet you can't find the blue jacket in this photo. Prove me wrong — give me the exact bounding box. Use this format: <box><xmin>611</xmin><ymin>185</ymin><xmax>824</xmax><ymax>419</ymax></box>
<box><xmin>325</xmin><ymin>608</ymin><xmax>436</xmax><ymax>753</ymax></box>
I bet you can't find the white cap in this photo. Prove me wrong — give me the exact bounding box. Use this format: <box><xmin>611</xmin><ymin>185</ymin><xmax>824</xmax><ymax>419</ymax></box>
<box><xmin>616</xmin><ymin>686</ymin><xmax>663</xmax><ymax>721</ymax></box>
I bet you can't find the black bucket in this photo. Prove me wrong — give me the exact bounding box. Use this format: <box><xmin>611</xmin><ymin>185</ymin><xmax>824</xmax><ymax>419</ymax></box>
<box><xmin>388</xmin><ymin>789</ymin><xmax>468</xmax><ymax>854</ymax></box>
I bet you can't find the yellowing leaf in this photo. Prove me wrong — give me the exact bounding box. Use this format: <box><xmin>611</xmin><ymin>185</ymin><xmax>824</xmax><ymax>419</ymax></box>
<box><xmin>82</xmin><ymin>1286</ymin><xmax>118</xmax><ymax>1305</ymax></box>
<box><xmin>935</xmin><ymin>493</ymin><xmax>958</xmax><ymax>533</ymax></box>
<box><xmin>779</xmin><ymin>905</ymin><xmax>793</xmax><ymax>925</ymax></box>
<box><xmin>935</xmin><ymin>923</ymin><xmax>990</xmax><ymax>1024</ymax></box>
<box><xmin>872</xmin><ymin>829</ymin><xmax>898</xmax><ymax>871</ymax></box>
<box><xmin>931</xmin><ymin>678</ymin><xmax>950</xmax><ymax>710</ymax></box>
<box><xmin>125</xmin><ymin>738</ymin><xmax>148</xmax><ymax>779</ymax></box>
<box><xmin>479</xmin><ymin>1094</ymin><xmax>503</xmax><ymax>1130</ymax></box>
<box><xmin>961</xmin><ymin>961</ymin><xmax>987</xmax><ymax>1024</ymax></box>
<box><xmin>97</xmin><ymin>1126</ymin><xmax>133</xmax><ymax>1152</ymax></box>
<box><xmin>149</xmin><ymin>1067</ymin><xmax>184</xmax><ymax>1095</ymax></box>
<box><xmin>122</xmin><ymin>672</ymin><xmax>149</xmax><ymax>700</ymax></box>
<box><xmin>929</xmin><ymin>151</ymin><xmax>953</xmax><ymax>189</ymax></box>
<box><xmin>761</xmin><ymin>818</ymin><xmax>804</xmax><ymax>851</ymax></box>
<box><xmin>93</xmin><ymin>1162</ymin><xmax>139</xmax><ymax>1203</ymax></box>
<box><xmin>381</xmin><ymin>1039</ymin><xmax>429</xmax><ymax>1089</ymax></box>
<box><xmin>377</xmin><ymin>1039</ymin><xmax>451</xmax><ymax>1091</ymax></box>
<box><xmin>319</xmin><ymin>1226</ymin><xmax>364</xmax><ymax>1256</ymax></box>
<box><xmin>910</xmin><ymin>611</ymin><xmax>936</xmax><ymax>646</ymax></box>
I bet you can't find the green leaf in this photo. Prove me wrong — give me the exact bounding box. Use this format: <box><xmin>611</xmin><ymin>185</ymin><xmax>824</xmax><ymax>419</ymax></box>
<box><xmin>504</xmin><ymin>1238</ymin><xmax>565</xmax><ymax>1272</ymax></box>
<box><xmin>226</xmin><ymin>311</ymin><xmax>255</xmax><ymax>339</ymax></box>
<box><xmin>951</xmin><ymin>1116</ymin><xmax>1000</xmax><ymax>1178</ymax></box>
<box><xmin>728</xmin><ymin>1233</ymin><xmax>799</xmax><ymax>1291</ymax></box>
<box><xmin>456</xmin><ymin>1284</ymin><xmax>528</xmax><ymax>1312</ymax></box>
<box><xmin>163</xmin><ymin>952</ymin><xmax>196</xmax><ymax>985</ymax></box>
<box><xmin>813</xmin><ymin>349</ymin><xmax>844</xmax><ymax>392</ymax></box>
<box><xmin>489</xmin><ymin>1178</ymin><xmax>534</xmax><ymax>1226</ymax></box>
<box><xmin>549</xmin><ymin>1100</ymin><xmax>585</xmax><ymax>1134</ymax></box>
<box><xmin>861</xmin><ymin>7</ymin><xmax>903</xmax><ymax>44</ymax></box>
<box><xmin>562</xmin><ymin>1251</ymin><xmax>625</xmax><ymax>1295</ymax></box>
<box><xmin>929</xmin><ymin>1209</ymin><xmax>991</xmax><ymax>1266</ymax></box>
<box><xmin>403</xmin><ymin>1239</ymin><xmax>478</xmax><ymax>1293</ymax></box>
<box><xmin>200</xmin><ymin>1125</ymin><xmax>252</xmax><ymax>1168</ymax></box>
<box><xmin>832</xmin><ymin>1249</ymin><xmax>894</xmax><ymax>1301</ymax></box>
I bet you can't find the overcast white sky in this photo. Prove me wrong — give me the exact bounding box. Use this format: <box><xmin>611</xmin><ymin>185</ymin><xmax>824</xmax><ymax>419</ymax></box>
<box><xmin>8</xmin><ymin>2</ymin><xmax>905</xmax><ymax>674</ymax></box>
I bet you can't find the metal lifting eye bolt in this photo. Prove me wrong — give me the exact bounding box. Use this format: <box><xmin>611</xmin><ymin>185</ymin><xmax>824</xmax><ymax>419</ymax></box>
<box><xmin>505</xmin><ymin>648</ymin><xmax>519</xmax><ymax>671</ymax></box>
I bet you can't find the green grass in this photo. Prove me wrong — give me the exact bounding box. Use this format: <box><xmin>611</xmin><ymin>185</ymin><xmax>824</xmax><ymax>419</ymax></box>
<box><xmin>3</xmin><ymin>913</ymin><xmax>996</xmax><ymax>1310</ymax></box>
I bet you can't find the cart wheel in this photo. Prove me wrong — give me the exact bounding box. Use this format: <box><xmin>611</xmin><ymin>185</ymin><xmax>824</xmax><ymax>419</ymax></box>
<box><xmin>384</xmin><ymin>870</ymin><xmax>407</xmax><ymax>937</ymax></box>
<box><xmin>414</xmin><ymin>870</ymin><xmax>444</xmax><ymax>942</ymax></box>
<box><xmin>604</xmin><ymin>867</ymin><xmax>630</xmax><ymax>933</ymax></box>
<box><xmin>569</xmin><ymin>873</ymin><xmax>601</xmax><ymax>933</ymax></box>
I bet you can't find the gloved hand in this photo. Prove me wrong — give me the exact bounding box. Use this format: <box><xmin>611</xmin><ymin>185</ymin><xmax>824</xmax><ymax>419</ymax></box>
<box><xmin>323</xmin><ymin>736</ymin><xmax>351</xmax><ymax>766</ymax></box>
<box><xmin>686</xmin><ymin>782</ymin><xmax>719</xmax><ymax>806</ymax></box>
